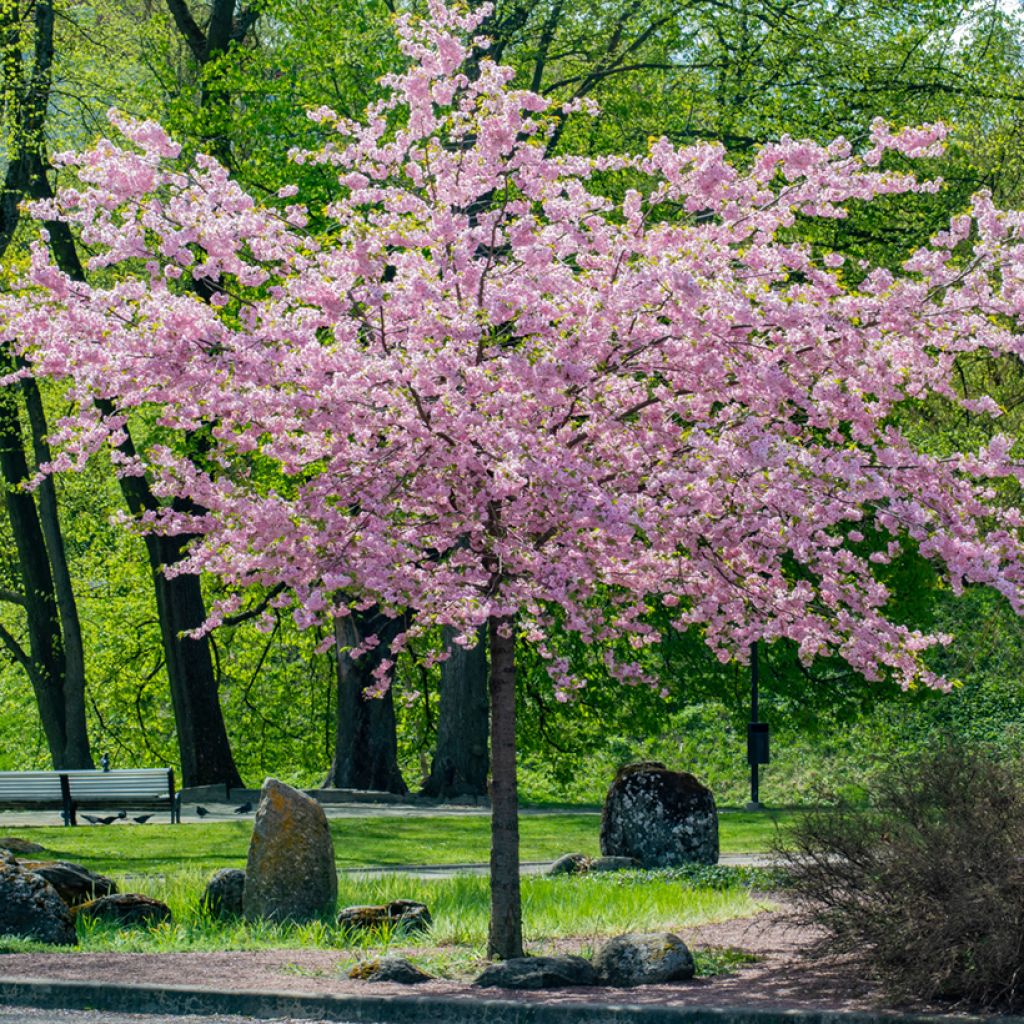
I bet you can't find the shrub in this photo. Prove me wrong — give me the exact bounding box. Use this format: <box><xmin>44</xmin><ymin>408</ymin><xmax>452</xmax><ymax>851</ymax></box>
<box><xmin>778</xmin><ymin>744</ymin><xmax>1024</xmax><ymax>1010</ymax></box>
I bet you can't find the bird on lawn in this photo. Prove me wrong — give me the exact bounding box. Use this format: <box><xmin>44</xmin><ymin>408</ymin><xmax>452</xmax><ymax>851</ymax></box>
<box><xmin>93</xmin><ymin>815</ymin><xmax>118</xmax><ymax>825</ymax></box>
<box><xmin>195</xmin><ymin>805</ymin><xmax>210</xmax><ymax>818</ymax></box>
<box><xmin>117</xmin><ymin>810</ymin><xmax>127</xmax><ymax>819</ymax></box>
<box><xmin>82</xmin><ymin>814</ymin><xmax>101</xmax><ymax>825</ymax></box>
<box><xmin>233</xmin><ymin>802</ymin><xmax>253</xmax><ymax>814</ymax></box>
<box><xmin>132</xmin><ymin>814</ymin><xmax>153</xmax><ymax>824</ymax></box>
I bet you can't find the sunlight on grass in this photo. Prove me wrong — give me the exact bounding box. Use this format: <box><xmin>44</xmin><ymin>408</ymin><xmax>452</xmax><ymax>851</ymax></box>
<box><xmin>69</xmin><ymin>868</ymin><xmax>766</xmax><ymax>955</ymax></box>
<box><xmin>0</xmin><ymin>807</ymin><xmax>796</xmax><ymax>878</ymax></box>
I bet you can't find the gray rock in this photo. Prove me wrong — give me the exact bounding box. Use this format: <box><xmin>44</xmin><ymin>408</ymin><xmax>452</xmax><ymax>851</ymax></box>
<box><xmin>22</xmin><ymin>861</ymin><xmax>117</xmax><ymax>908</ymax></box>
<box><xmin>0</xmin><ymin>852</ymin><xmax>76</xmax><ymax>946</ymax></box>
<box><xmin>337</xmin><ymin>899</ymin><xmax>431</xmax><ymax>933</ymax></box>
<box><xmin>349</xmin><ymin>956</ymin><xmax>433</xmax><ymax>984</ymax></box>
<box><xmin>547</xmin><ymin>853</ymin><xmax>590</xmax><ymax>876</ymax></box>
<box><xmin>600</xmin><ymin>762</ymin><xmax>718</xmax><ymax>867</ymax></box>
<box><xmin>243</xmin><ymin>778</ymin><xmax>337</xmax><ymax>923</ymax></box>
<box><xmin>0</xmin><ymin>837</ymin><xmax>45</xmax><ymax>855</ymax></box>
<box><xmin>201</xmin><ymin>868</ymin><xmax>246</xmax><ymax>918</ymax></box>
<box><xmin>75</xmin><ymin>893</ymin><xmax>172</xmax><ymax>928</ymax></box>
<box><xmin>589</xmin><ymin>856</ymin><xmax>641</xmax><ymax>872</ymax></box>
<box><xmin>593</xmin><ymin>931</ymin><xmax>695</xmax><ymax>986</ymax></box>
<box><xmin>474</xmin><ymin>956</ymin><xmax>597</xmax><ymax>990</ymax></box>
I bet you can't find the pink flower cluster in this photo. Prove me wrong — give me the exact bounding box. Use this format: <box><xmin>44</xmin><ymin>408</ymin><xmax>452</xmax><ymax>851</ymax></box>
<box><xmin>5</xmin><ymin>2</ymin><xmax>1024</xmax><ymax>695</ymax></box>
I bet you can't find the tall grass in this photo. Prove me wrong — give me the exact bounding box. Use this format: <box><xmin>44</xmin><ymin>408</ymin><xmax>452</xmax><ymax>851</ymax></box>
<box><xmin>72</xmin><ymin>869</ymin><xmax>764</xmax><ymax>955</ymax></box>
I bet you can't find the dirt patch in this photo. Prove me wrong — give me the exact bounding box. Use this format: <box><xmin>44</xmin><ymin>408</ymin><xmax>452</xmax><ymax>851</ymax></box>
<box><xmin>0</xmin><ymin>904</ymin><xmax>943</xmax><ymax>1014</ymax></box>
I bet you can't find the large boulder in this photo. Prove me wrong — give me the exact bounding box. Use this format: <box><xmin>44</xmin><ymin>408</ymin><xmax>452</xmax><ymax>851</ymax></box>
<box><xmin>593</xmin><ymin>931</ymin><xmax>695</xmax><ymax>986</ymax></box>
<box><xmin>201</xmin><ymin>868</ymin><xmax>246</xmax><ymax>918</ymax></box>
<box><xmin>600</xmin><ymin>762</ymin><xmax>718</xmax><ymax>867</ymax></box>
<box><xmin>474</xmin><ymin>956</ymin><xmax>598</xmax><ymax>990</ymax></box>
<box><xmin>201</xmin><ymin>868</ymin><xmax>245</xmax><ymax>917</ymax></box>
<box><xmin>75</xmin><ymin>893</ymin><xmax>172</xmax><ymax>928</ymax></box>
<box><xmin>337</xmin><ymin>899</ymin><xmax>431</xmax><ymax>933</ymax></box>
<box><xmin>0</xmin><ymin>852</ymin><xmax>76</xmax><ymax>946</ymax></box>
<box><xmin>21</xmin><ymin>861</ymin><xmax>117</xmax><ymax>908</ymax></box>
<box><xmin>243</xmin><ymin>778</ymin><xmax>337</xmax><ymax>923</ymax></box>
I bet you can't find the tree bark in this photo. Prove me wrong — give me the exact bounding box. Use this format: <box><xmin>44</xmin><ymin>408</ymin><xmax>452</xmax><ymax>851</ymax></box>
<box><xmin>0</xmin><ymin>370</ymin><xmax>91</xmax><ymax>768</ymax></box>
<box><xmin>21</xmin><ymin>374</ymin><xmax>91</xmax><ymax>768</ymax></box>
<box><xmin>422</xmin><ymin>625</ymin><xmax>489</xmax><ymax>798</ymax></box>
<box><xmin>487</xmin><ymin>614</ymin><xmax>523</xmax><ymax>960</ymax></box>
<box><xmin>325</xmin><ymin>610</ymin><xmax>408</xmax><ymax>794</ymax></box>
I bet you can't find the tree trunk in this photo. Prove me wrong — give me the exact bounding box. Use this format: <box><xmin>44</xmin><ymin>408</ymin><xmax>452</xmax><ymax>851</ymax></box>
<box><xmin>21</xmin><ymin>374</ymin><xmax>91</xmax><ymax>769</ymax></box>
<box><xmin>325</xmin><ymin>611</ymin><xmax>408</xmax><ymax>794</ymax></box>
<box><xmin>422</xmin><ymin>625</ymin><xmax>489</xmax><ymax>798</ymax></box>
<box><xmin>487</xmin><ymin>614</ymin><xmax>523</xmax><ymax>960</ymax></box>
<box><xmin>32</xmin><ymin>185</ymin><xmax>242</xmax><ymax>790</ymax></box>
<box><xmin>144</xmin><ymin>531</ymin><xmax>243</xmax><ymax>788</ymax></box>
<box><xmin>0</xmin><ymin>370</ymin><xmax>92</xmax><ymax>768</ymax></box>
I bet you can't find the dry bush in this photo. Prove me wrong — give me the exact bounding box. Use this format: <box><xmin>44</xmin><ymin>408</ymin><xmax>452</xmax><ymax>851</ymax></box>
<box><xmin>779</xmin><ymin>744</ymin><xmax>1024</xmax><ymax>1010</ymax></box>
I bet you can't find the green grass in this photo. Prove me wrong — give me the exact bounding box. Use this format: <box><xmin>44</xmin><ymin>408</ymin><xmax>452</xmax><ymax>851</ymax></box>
<box><xmin>68</xmin><ymin>869</ymin><xmax>767</xmax><ymax>963</ymax></box>
<box><xmin>0</xmin><ymin>808</ymin><xmax>794</xmax><ymax>878</ymax></box>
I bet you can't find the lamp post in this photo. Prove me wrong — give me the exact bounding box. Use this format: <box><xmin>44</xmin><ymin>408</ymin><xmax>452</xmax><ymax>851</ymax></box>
<box><xmin>746</xmin><ymin>641</ymin><xmax>769</xmax><ymax>810</ymax></box>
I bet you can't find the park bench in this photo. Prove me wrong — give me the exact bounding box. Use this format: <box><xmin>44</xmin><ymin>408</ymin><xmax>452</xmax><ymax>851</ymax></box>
<box><xmin>0</xmin><ymin>768</ymin><xmax>180</xmax><ymax>826</ymax></box>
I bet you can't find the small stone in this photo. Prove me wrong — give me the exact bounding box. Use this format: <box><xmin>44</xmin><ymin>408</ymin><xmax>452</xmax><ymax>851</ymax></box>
<box><xmin>547</xmin><ymin>853</ymin><xmax>590</xmax><ymax>876</ymax></box>
<box><xmin>0</xmin><ymin>837</ymin><xmax>45</xmax><ymax>855</ymax></box>
<box><xmin>21</xmin><ymin>861</ymin><xmax>117</xmax><ymax>908</ymax></box>
<box><xmin>600</xmin><ymin>762</ymin><xmax>718</xmax><ymax>867</ymax></box>
<box><xmin>0</xmin><ymin>852</ymin><xmax>76</xmax><ymax>946</ymax></box>
<box><xmin>474</xmin><ymin>956</ymin><xmax>597</xmax><ymax>990</ymax></box>
<box><xmin>243</xmin><ymin>778</ymin><xmax>337</xmax><ymax>923</ymax></box>
<box><xmin>593</xmin><ymin>931</ymin><xmax>695</xmax><ymax>986</ymax></box>
<box><xmin>588</xmin><ymin>856</ymin><xmax>641</xmax><ymax>872</ymax></box>
<box><xmin>349</xmin><ymin>956</ymin><xmax>433</xmax><ymax>984</ymax></box>
<box><xmin>75</xmin><ymin>893</ymin><xmax>173</xmax><ymax>928</ymax></box>
<box><xmin>337</xmin><ymin>899</ymin><xmax>431</xmax><ymax>933</ymax></box>
<box><xmin>201</xmin><ymin>868</ymin><xmax>246</xmax><ymax>918</ymax></box>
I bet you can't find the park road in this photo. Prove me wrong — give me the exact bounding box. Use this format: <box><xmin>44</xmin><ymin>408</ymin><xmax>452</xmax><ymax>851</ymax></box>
<box><xmin>0</xmin><ymin>1009</ymin><xmax>351</xmax><ymax>1024</ymax></box>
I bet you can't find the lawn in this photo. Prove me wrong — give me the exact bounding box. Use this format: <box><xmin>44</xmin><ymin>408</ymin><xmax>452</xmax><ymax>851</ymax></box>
<box><xmin>0</xmin><ymin>808</ymin><xmax>793</xmax><ymax>877</ymax></box>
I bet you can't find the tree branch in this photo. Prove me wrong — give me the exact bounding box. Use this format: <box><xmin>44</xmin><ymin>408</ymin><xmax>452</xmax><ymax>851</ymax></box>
<box><xmin>164</xmin><ymin>0</ymin><xmax>207</xmax><ymax>62</ymax></box>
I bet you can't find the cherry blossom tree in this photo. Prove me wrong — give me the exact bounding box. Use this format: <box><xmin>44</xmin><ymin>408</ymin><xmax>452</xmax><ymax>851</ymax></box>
<box><xmin>7</xmin><ymin>1</ymin><xmax>1024</xmax><ymax>958</ymax></box>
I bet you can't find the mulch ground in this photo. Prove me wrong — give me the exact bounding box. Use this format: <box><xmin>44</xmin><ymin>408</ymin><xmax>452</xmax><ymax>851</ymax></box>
<box><xmin>0</xmin><ymin>905</ymin><xmax>958</xmax><ymax>1015</ymax></box>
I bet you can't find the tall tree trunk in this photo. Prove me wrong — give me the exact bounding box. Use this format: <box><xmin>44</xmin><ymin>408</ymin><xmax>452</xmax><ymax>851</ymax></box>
<box><xmin>21</xmin><ymin>374</ymin><xmax>91</xmax><ymax>768</ymax></box>
<box><xmin>325</xmin><ymin>611</ymin><xmax>407</xmax><ymax>794</ymax></box>
<box><xmin>422</xmin><ymin>625</ymin><xmax>489</xmax><ymax>798</ymax></box>
<box><xmin>143</xmin><ymin>530</ymin><xmax>243</xmax><ymax>788</ymax></box>
<box><xmin>487</xmin><ymin>614</ymin><xmax>523</xmax><ymax>960</ymax></box>
<box><xmin>0</xmin><ymin>369</ymin><xmax>91</xmax><ymax>768</ymax></box>
<box><xmin>34</xmin><ymin>181</ymin><xmax>242</xmax><ymax>789</ymax></box>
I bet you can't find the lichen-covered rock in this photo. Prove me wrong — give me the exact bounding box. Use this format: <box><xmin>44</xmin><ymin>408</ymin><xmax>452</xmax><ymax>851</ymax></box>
<box><xmin>589</xmin><ymin>856</ymin><xmax>641</xmax><ymax>872</ymax></box>
<box><xmin>75</xmin><ymin>893</ymin><xmax>172</xmax><ymax>928</ymax></box>
<box><xmin>21</xmin><ymin>861</ymin><xmax>117</xmax><ymax>908</ymax></box>
<box><xmin>593</xmin><ymin>931</ymin><xmax>695</xmax><ymax>986</ymax></box>
<box><xmin>0</xmin><ymin>837</ymin><xmax>45</xmax><ymax>855</ymax></box>
<box><xmin>337</xmin><ymin>899</ymin><xmax>431</xmax><ymax>933</ymax></box>
<box><xmin>547</xmin><ymin>853</ymin><xmax>590</xmax><ymax>876</ymax></box>
<box><xmin>474</xmin><ymin>956</ymin><xmax>597</xmax><ymax>990</ymax></box>
<box><xmin>349</xmin><ymin>956</ymin><xmax>433</xmax><ymax>984</ymax></box>
<box><xmin>201</xmin><ymin>868</ymin><xmax>246</xmax><ymax>918</ymax></box>
<box><xmin>0</xmin><ymin>852</ymin><xmax>76</xmax><ymax>946</ymax></box>
<box><xmin>243</xmin><ymin>778</ymin><xmax>337</xmax><ymax>923</ymax></box>
<box><xmin>600</xmin><ymin>762</ymin><xmax>718</xmax><ymax>867</ymax></box>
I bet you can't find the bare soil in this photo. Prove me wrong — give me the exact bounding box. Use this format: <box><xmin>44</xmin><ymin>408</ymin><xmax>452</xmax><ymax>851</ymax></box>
<box><xmin>0</xmin><ymin>903</ymin><xmax>933</xmax><ymax>1015</ymax></box>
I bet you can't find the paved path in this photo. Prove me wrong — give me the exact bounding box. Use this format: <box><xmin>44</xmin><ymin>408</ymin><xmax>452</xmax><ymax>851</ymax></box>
<box><xmin>0</xmin><ymin>1009</ymin><xmax>340</xmax><ymax>1024</ymax></box>
<box><xmin>0</xmin><ymin>801</ymin><xmax>601</xmax><ymax>828</ymax></box>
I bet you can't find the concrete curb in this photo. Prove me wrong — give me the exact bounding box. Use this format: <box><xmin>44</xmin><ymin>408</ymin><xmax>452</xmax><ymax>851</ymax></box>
<box><xmin>0</xmin><ymin>977</ymin><xmax>1010</xmax><ymax>1024</ymax></box>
